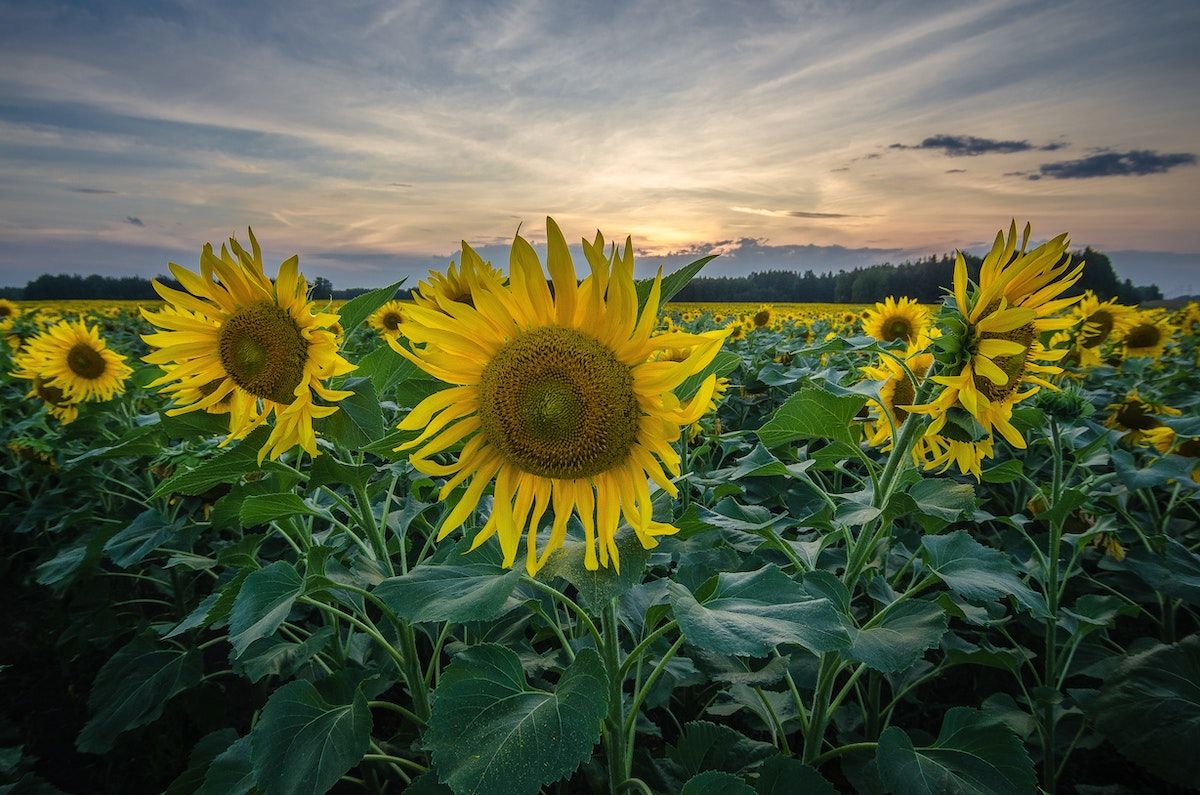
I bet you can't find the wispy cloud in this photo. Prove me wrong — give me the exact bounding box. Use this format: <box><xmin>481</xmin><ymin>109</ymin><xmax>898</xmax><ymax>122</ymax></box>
<box><xmin>730</xmin><ymin>207</ymin><xmax>855</xmax><ymax>219</ymax></box>
<box><xmin>124</xmin><ymin>215</ymin><xmax>144</xmax><ymax>227</ymax></box>
<box><xmin>71</xmin><ymin>187</ymin><xmax>116</xmax><ymax>194</ymax></box>
<box><xmin>889</xmin><ymin>134</ymin><xmax>1051</xmax><ymax>156</ymax></box>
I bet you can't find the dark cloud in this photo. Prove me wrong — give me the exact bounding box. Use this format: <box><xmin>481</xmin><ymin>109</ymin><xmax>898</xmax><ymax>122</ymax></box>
<box><xmin>830</xmin><ymin>166</ymin><xmax>850</xmax><ymax>172</ymax></box>
<box><xmin>785</xmin><ymin>211</ymin><xmax>853</xmax><ymax>219</ymax></box>
<box><xmin>72</xmin><ymin>187</ymin><xmax>116</xmax><ymax>194</ymax></box>
<box><xmin>1033</xmin><ymin>149</ymin><xmax>1197</xmax><ymax>179</ymax></box>
<box><xmin>890</xmin><ymin>134</ymin><xmax>1035</xmax><ymax>156</ymax></box>
<box><xmin>945</xmin><ymin>168</ymin><xmax>967</xmax><ymax>173</ymax></box>
<box><xmin>1040</xmin><ymin>141</ymin><xmax>1069</xmax><ymax>151</ymax></box>
<box><xmin>388</xmin><ymin>182</ymin><xmax>412</xmax><ymax>188</ymax></box>
<box><xmin>124</xmin><ymin>215</ymin><xmax>144</xmax><ymax>226</ymax></box>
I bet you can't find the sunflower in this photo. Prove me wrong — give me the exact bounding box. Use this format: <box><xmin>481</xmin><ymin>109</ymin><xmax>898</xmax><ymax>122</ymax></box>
<box><xmin>14</xmin><ymin>320</ymin><xmax>131</xmax><ymax>402</ymax></box>
<box><xmin>389</xmin><ymin>218</ymin><xmax>729</xmax><ymax>574</ymax></box>
<box><xmin>862</xmin><ymin>297</ymin><xmax>931</xmax><ymax>349</ymax></box>
<box><xmin>0</xmin><ymin>298</ymin><xmax>18</xmax><ymax>331</ymax></box>
<box><xmin>10</xmin><ymin>350</ymin><xmax>82</xmax><ymax>424</ymax></box>
<box><xmin>860</xmin><ymin>352</ymin><xmax>933</xmax><ymax>447</ymax></box>
<box><xmin>412</xmin><ymin>248</ymin><xmax>504</xmax><ymax>310</ymax></box>
<box><xmin>368</xmin><ymin>300</ymin><xmax>407</xmax><ymax>339</ymax></box>
<box><xmin>1120</xmin><ymin>310</ymin><xmax>1175</xmax><ymax>360</ymax></box>
<box><xmin>913</xmin><ymin>431</ymin><xmax>995</xmax><ymax>480</ymax></box>
<box><xmin>141</xmin><ymin>230</ymin><xmax>355</xmax><ymax>462</ymax></box>
<box><xmin>1142</xmin><ymin>426</ymin><xmax>1200</xmax><ymax>482</ymax></box>
<box><xmin>1106</xmin><ymin>390</ymin><xmax>1180</xmax><ymax>444</ymax></box>
<box><xmin>1069</xmin><ymin>291</ymin><xmax>1135</xmax><ymax>366</ymax></box>
<box><xmin>909</xmin><ymin>221</ymin><xmax>1082</xmax><ymax>463</ymax></box>
<box><xmin>751</xmin><ymin>305</ymin><xmax>773</xmax><ymax>328</ymax></box>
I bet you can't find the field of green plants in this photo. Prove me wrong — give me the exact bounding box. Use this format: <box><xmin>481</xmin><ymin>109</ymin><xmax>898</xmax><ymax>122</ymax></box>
<box><xmin>1</xmin><ymin>221</ymin><xmax>1198</xmax><ymax>795</ymax></box>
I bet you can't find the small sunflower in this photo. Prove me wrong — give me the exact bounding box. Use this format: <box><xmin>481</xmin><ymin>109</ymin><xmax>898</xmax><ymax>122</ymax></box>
<box><xmin>862</xmin><ymin>297</ymin><xmax>931</xmax><ymax>349</ymax></box>
<box><xmin>14</xmin><ymin>319</ymin><xmax>132</xmax><ymax>402</ymax></box>
<box><xmin>1120</xmin><ymin>310</ymin><xmax>1175</xmax><ymax>360</ymax></box>
<box><xmin>1070</xmin><ymin>291</ymin><xmax>1135</xmax><ymax>366</ymax></box>
<box><xmin>860</xmin><ymin>352</ymin><xmax>933</xmax><ymax>448</ymax></box>
<box><xmin>412</xmin><ymin>249</ymin><xmax>504</xmax><ymax>310</ymax></box>
<box><xmin>368</xmin><ymin>300</ymin><xmax>407</xmax><ymax>339</ymax></box>
<box><xmin>141</xmin><ymin>230</ymin><xmax>355</xmax><ymax>461</ymax></box>
<box><xmin>1142</xmin><ymin>426</ymin><xmax>1200</xmax><ymax>482</ymax></box>
<box><xmin>751</xmin><ymin>305</ymin><xmax>773</xmax><ymax>328</ymax></box>
<box><xmin>10</xmin><ymin>350</ymin><xmax>82</xmax><ymax>424</ymax></box>
<box><xmin>0</xmin><ymin>298</ymin><xmax>18</xmax><ymax>331</ymax></box>
<box><xmin>1107</xmin><ymin>390</ymin><xmax>1180</xmax><ymax>444</ymax></box>
<box><xmin>390</xmin><ymin>218</ymin><xmax>729</xmax><ymax>574</ymax></box>
<box><xmin>910</xmin><ymin>221</ymin><xmax>1082</xmax><ymax>464</ymax></box>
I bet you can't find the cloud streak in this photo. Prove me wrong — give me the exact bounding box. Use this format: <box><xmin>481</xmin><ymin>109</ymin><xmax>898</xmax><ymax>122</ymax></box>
<box><xmin>1031</xmin><ymin>149</ymin><xmax>1197</xmax><ymax>179</ymax></box>
<box><xmin>889</xmin><ymin>134</ymin><xmax>1064</xmax><ymax>157</ymax></box>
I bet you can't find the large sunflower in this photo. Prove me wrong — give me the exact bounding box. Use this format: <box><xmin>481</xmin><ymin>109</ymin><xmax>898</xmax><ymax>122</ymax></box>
<box><xmin>1070</xmin><ymin>291</ymin><xmax>1135</xmax><ymax>366</ymax></box>
<box><xmin>15</xmin><ymin>319</ymin><xmax>132</xmax><ymax>402</ymax></box>
<box><xmin>910</xmin><ymin>222</ymin><xmax>1082</xmax><ymax>459</ymax></box>
<box><xmin>1120</xmin><ymin>310</ymin><xmax>1174</xmax><ymax>360</ymax></box>
<box><xmin>390</xmin><ymin>218</ymin><xmax>728</xmax><ymax>574</ymax></box>
<box><xmin>368</xmin><ymin>300</ymin><xmax>407</xmax><ymax>339</ymax></box>
<box><xmin>141</xmin><ymin>230</ymin><xmax>355</xmax><ymax>461</ymax></box>
<box><xmin>862</xmin><ymin>297</ymin><xmax>931</xmax><ymax>349</ymax></box>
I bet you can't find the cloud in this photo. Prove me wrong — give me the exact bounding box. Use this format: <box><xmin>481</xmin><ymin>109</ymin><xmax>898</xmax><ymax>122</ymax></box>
<box><xmin>71</xmin><ymin>187</ymin><xmax>116</xmax><ymax>194</ymax></box>
<box><xmin>945</xmin><ymin>168</ymin><xmax>967</xmax><ymax>173</ymax></box>
<box><xmin>890</xmin><ymin>134</ymin><xmax>1036</xmax><ymax>156</ymax></box>
<box><xmin>730</xmin><ymin>206</ymin><xmax>854</xmax><ymax>219</ymax></box>
<box><xmin>124</xmin><ymin>215</ymin><xmax>144</xmax><ymax>226</ymax></box>
<box><xmin>1033</xmin><ymin>149</ymin><xmax>1197</xmax><ymax>179</ymax></box>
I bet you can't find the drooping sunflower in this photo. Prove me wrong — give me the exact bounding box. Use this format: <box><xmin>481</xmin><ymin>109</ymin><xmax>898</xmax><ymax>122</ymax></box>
<box><xmin>1141</xmin><ymin>426</ymin><xmax>1200</xmax><ymax>482</ymax></box>
<box><xmin>860</xmin><ymin>352</ymin><xmax>933</xmax><ymax>448</ymax></box>
<box><xmin>910</xmin><ymin>221</ymin><xmax>1083</xmax><ymax>461</ymax></box>
<box><xmin>862</xmin><ymin>297</ymin><xmax>931</xmax><ymax>349</ymax></box>
<box><xmin>913</xmin><ymin>430</ymin><xmax>995</xmax><ymax>480</ymax></box>
<box><xmin>1069</xmin><ymin>291</ymin><xmax>1135</xmax><ymax>366</ymax></box>
<box><xmin>0</xmin><ymin>298</ymin><xmax>18</xmax><ymax>331</ymax></box>
<box><xmin>390</xmin><ymin>218</ymin><xmax>729</xmax><ymax>574</ymax></box>
<box><xmin>411</xmin><ymin>251</ymin><xmax>504</xmax><ymax>310</ymax></box>
<box><xmin>1120</xmin><ymin>310</ymin><xmax>1175</xmax><ymax>360</ymax></box>
<box><xmin>15</xmin><ymin>319</ymin><xmax>132</xmax><ymax>402</ymax></box>
<box><xmin>1106</xmin><ymin>390</ymin><xmax>1180</xmax><ymax>444</ymax></box>
<box><xmin>368</xmin><ymin>300</ymin><xmax>407</xmax><ymax>339</ymax></box>
<box><xmin>10</xmin><ymin>349</ymin><xmax>81</xmax><ymax>424</ymax></box>
<box><xmin>141</xmin><ymin>230</ymin><xmax>355</xmax><ymax>461</ymax></box>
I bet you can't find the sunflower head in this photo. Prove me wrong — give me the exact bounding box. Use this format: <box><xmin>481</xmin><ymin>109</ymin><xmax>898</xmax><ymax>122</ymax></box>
<box><xmin>0</xmin><ymin>298</ymin><xmax>18</xmax><ymax>330</ymax></box>
<box><xmin>12</xmin><ymin>320</ymin><xmax>132</xmax><ymax>402</ymax></box>
<box><xmin>141</xmin><ymin>229</ymin><xmax>354</xmax><ymax>461</ymax></box>
<box><xmin>368</xmin><ymin>300</ymin><xmax>407</xmax><ymax>338</ymax></box>
<box><xmin>1106</xmin><ymin>390</ymin><xmax>1181</xmax><ymax>442</ymax></box>
<box><xmin>860</xmin><ymin>352</ymin><xmax>933</xmax><ymax>448</ymax></box>
<box><xmin>1121</xmin><ymin>310</ymin><xmax>1174</xmax><ymax>360</ymax></box>
<box><xmin>390</xmin><ymin>219</ymin><xmax>728</xmax><ymax>574</ymax></box>
<box><xmin>752</xmin><ymin>305</ymin><xmax>773</xmax><ymax>328</ymax></box>
<box><xmin>412</xmin><ymin>250</ymin><xmax>504</xmax><ymax>310</ymax></box>
<box><xmin>862</xmin><ymin>297</ymin><xmax>930</xmax><ymax>348</ymax></box>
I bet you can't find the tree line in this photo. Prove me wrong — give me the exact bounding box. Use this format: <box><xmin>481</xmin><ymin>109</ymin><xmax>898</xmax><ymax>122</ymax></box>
<box><xmin>1</xmin><ymin>247</ymin><xmax>1161</xmax><ymax>304</ymax></box>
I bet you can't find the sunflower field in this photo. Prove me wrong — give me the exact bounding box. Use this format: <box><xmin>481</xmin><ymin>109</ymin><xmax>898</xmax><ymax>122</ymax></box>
<box><xmin>1</xmin><ymin>219</ymin><xmax>1198</xmax><ymax>795</ymax></box>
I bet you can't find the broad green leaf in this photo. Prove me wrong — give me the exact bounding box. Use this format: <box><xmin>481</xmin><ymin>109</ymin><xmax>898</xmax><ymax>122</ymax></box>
<box><xmin>907</xmin><ymin>479</ymin><xmax>975</xmax><ymax>522</ymax></box>
<box><xmin>876</xmin><ymin>707</ymin><xmax>1035</xmax><ymax>795</ymax></box>
<box><xmin>682</xmin><ymin>771</ymin><xmax>755</xmax><ymax>795</ymax></box>
<box><xmin>336</xmin><ymin>278</ymin><xmax>405</xmax><ymax>333</ymax></box>
<box><xmin>153</xmin><ymin>426</ymin><xmax>272</xmax><ymax>498</ymax></box>
<box><xmin>77</xmin><ymin>634</ymin><xmax>202</xmax><ymax>753</ymax></box>
<box><xmin>539</xmin><ymin>531</ymin><xmax>652</xmax><ymax>613</ymax></box>
<box><xmin>249</xmin><ymin>679</ymin><xmax>372</xmax><ymax>795</ymax></box>
<box><xmin>200</xmin><ymin>735</ymin><xmax>254</xmax><ymax>795</ymax></box>
<box><xmin>636</xmin><ymin>254</ymin><xmax>717</xmax><ymax>312</ymax></box>
<box><xmin>1087</xmin><ymin>637</ymin><xmax>1200</xmax><ymax>788</ymax></box>
<box><xmin>677</xmin><ymin>349</ymin><xmax>741</xmax><ymax>403</ymax></box>
<box><xmin>308</xmin><ymin>453</ymin><xmax>373</xmax><ymax>491</ymax></box>
<box><xmin>374</xmin><ymin>563</ymin><xmax>520</xmax><ymax>623</ymax></box>
<box><xmin>424</xmin><ymin>644</ymin><xmax>608</xmax><ymax>795</ymax></box>
<box><xmin>232</xmin><ymin>626</ymin><xmax>335</xmax><ymax>683</ymax></box>
<box><xmin>754</xmin><ymin>756</ymin><xmax>837</xmax><ymax>795</ymax></box>
<box><xmin>669</xmin><ymin>565</ymin><xmax>849</xmax><ymax>657</ymax></box>
<box><xmin>756</xmin><ymin>385</ymin><xmax>866</xmax><ymax>448</ymax></box>
<box><xmin>353</xmin><ymin>343</ymin><xmax>421</xmax><ymax>396</ymax></box>
<box><xmin>1121</xmin><ymin>537</ymin><xmax>1200</xmax><ymax>606</ymax></box>
<box><xmin>922</xmin><ymin>531</ymin><xmax>1047</xmax><ymax>617</ymax></box>
<box><xmin>981</xmin><ymin>460</ymin><xmax>1022</xmax><ymax>484</ymax></box>
<box><xmin>319</xmin><ymin>377</ymin><xmax>385</xmax><ymax>447</ymax></box>
<box><xmin>239</xmin><ymin>492</ymin><xmax>315</xmax><ymax>526</ymax></box>
<box><xmin>667</xmin><ymin>721</ymin><xmax>775</xmax><ymax>778</ymax></box>
<box><xmin>164</xmin><ymin>728</ymin><xmax>239</xmax><ymax>795</ymax></box>
<box><xmin>844</xmin><ymin>599</ymin><xmax>947</xmax><ymax>673</ymax></box>
<box><xmin>228</xmin><ymin>562</ymin><xmax>304</xmax><ymax>657</ymax></box>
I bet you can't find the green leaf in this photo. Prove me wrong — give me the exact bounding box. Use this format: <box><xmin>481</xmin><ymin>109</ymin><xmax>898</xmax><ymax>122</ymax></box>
<box><xmin>922</xmin><ymin>531</ymin><xmax>1047</xmax><ymax>617</ymax></box>
<box><xmin>424</xmin><ymin>644</ymin><xmax>608</xmax><ymax>795</ymax></box>
<box><xmin>249</xmin><ymin>679</ymin><xmax>372</xmax><ymax>795</ymax></box>
<box><xmin>844</xmin><ymin>599</ymin><xmax>947</xmax><ymax>673</ymax></box>
<box><xmin>636</xmin><ymin>255</ymin><xmax>717</xmax><ymax>312</ymax></box>
<box><xmin>876</xmin><ymin>707</ymin><xmax>1035</xmax><ymax>795</ymax></box>
<box><xmin>1087</xmin><ymin>637</ymin><xmax>1200</xmax><ymax>788</ymax></box>
<box><xmin>320</xmin><ymin>377</ymin><xmax>385</xmax><ymax>447</ymax></box>
<box><xmin>756</xmin><ymin>385</ymin><xmax>866</xmax><ymax>448</ymax></box>
<box><xmin>538</xmin><ymin>531</ymin><xmax>652</xmax><ymax>613</ymax></box>
<box><xmin>981</xmin><ymin>460</ymin><xmax>1023</xmax><ymax>484</ymax></box>
<box><xmin>353</xmin><ymin>343</ymin><xmax>423</xmax><ymax>396</ymax></box>
<box><xmin>677</xmin><ymin>350</ymin><xmax>741</xmax><ymax>403</ymax></box>
<box><xmin>1122</xmin><ymin>537</ymin><xmax>1200</xmax><ymax>606</ymax></box>
<box><xmin>77</xmin><ymin>634</ymin><xmax>202</xmax><ymax>754</ymax></box>
<box><xmin>233</xmin><ymin>626</ymin><xmax>335</xmax><ymax>683</ymax></box>
<box><xmin>754</xmin><ymin>756</ymin><xmax>837</xmax><ymax>795</ymax></box>
<box><xmin>227</xmin><ymin>562</ymin><xmax>305</xmax><ymax>657</ymax></box>
<box><xmin>153</xmin><ymin>426</ymin><xmax>272</xmax><ymax>498</ymax></box>
<box><xmin>164</xmin><ymin>728</ymin><xmax>239</xmax><ymax>795</ymax></box>
<box><xmin>907</xmin><ymin>479</ymin><xmax>975</xmax><ymax>522</ymax></box>
<box><xmin>669</xmin><ymin>565</ymin><xmax>848</xmax><ymax>657</ymax></box>
<box><xmin>200</xmin><ymin>735</ymin><xmax>254</xmax><ymax>795</ymax></box>
<box><xmin>667</xmin><ymin>721</ymin><xmax>775</xmax><ymax>778</ymax></box>
<box><xmin>239</xmin><ymin>493</ymin><xmax>315</xmax><ymax>526</ymax></box>
<box><xmin>374</xmin><ymin>563</ymin><xmax>520</xmax><ymax>623</ymax></box>
<box><xmin>682</xmin><ymin>771</ymin><xmax>755</xmax><ymax>795</ymax></box>
<box><xmin>336</xmin><ymin>278</ymin><xmax>405</xmax><ymax>333</ymax></box>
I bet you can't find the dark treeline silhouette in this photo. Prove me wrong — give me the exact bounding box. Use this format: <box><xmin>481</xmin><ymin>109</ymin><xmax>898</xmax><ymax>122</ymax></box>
<box><xmin>672</xmin><ymin>248</ymin><xmax>1161</xmax><ymax>304</ymax></box>
<box><xmin>5</xmin><ymin>246</ymin><xmax>1161</xmax><ymax>303</ymax></box>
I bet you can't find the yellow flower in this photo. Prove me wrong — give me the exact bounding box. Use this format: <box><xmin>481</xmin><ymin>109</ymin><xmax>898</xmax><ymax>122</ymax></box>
<box><xmin>1070</xmin><ymin>291</ymin><xmax>1135</xmax><ymax>366</ymax></box>
<box><xmin>0</xmin><ymin>298</ymin><xmax>18</xmax><ymax>331</ymax></box>
<box><xmin>910</xmin><ymin>221</ymin><xmax>1082</xmax><ymax>461</ymax></box>
<box><xmin>390</xmin><ymin>218</ymin><xmax>729</xmax><ymax>574</ymax></box>
<box><xmin>368</xmin><ymin>300</ymin><xmax>407</xmax><ymax>339</ymax></box>
<box><xmin>1120</xmin><ymin>310</ymin><xmax>1175</xmax><ymax>360</ymax></box>
<box><xmin>913</xmin><ymin>432</ymin><xmax>995</xmax><ymax>480</ymax></box>
<box><xmin>751</xmin><ymin>305</ymin><xmax>773</xmax><ymax>328</ymax></box>
<box><xmin>13</xmin><ymin>319</ymin><xmax>131</xmax><ymax>402</ymax></box>
<box><xmin>862</xmin><ymin>297</ymin><xmax>931</xmax><ymax>349</ymax></box>
<box><xmin>10</xmin><ymin>350</ymin><xmax>82</xmax><ymax>424</ymax></box>
<box><xmin>1106</xmin><ymin>390</ymin><xmax>1180</xmax><ymax>444</ymax></box>
<box><xmin>412</xmin><ymin>250</ymin><xmax>504</xmax><ymax>310</ymax></box>
<box><xmin>860</xmin><ymin>352</ymin><xmax>933</xmax><ymax>448</ymax></box>
<box><xmin>141</xmin><ymin>230</ymin><xmax>355</xmax><ymax>462</ymax></box>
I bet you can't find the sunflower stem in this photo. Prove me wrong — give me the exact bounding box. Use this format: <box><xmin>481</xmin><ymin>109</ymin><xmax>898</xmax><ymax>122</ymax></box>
<box><xmin>600</xmin><ymin>599</ymin><xmax>629</xmax><ymax>794</ymax></box>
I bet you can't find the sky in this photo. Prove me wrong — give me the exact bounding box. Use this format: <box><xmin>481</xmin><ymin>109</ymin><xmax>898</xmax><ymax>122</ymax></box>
<box><xmin>1</xmin><ymin>0</ymin><xmax>1199</xmax><ymax>295</ymax></box>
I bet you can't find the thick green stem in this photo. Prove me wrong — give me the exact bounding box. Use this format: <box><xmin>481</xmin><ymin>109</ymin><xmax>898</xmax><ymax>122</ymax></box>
<box><xmin>600</xmin><ymin>600</ymin><xmax>629</xmax><ymax>794</ymax></box>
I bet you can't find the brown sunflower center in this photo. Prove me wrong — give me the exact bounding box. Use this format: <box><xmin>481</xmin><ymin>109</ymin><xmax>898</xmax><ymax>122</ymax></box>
<box><xmin>974</xmin><ymin>322</ymin><xmax>1036</xmax><ymax>403</ymax></box>
<box><xmin>218</xmin><ymin>299</ymin><xmax>307</xmax><ymax>404</ymax></box>
<box><xmin>1126</xmin><ymin>323</ymin><xmax>1161</xmax><ymax>349</ymax></box>
<box><xmin>0</xmin><ymin>304</ymin><xmax>12</xmax><ymax>318</ymax></box>
<box><xmin>34</xmin><ymin>376</ymin><xmax>67</xmax><ymax>406</ymax></box>
<box><xmin>883</xmin><ymin>316</ymin><xmax>914</xmax><ymax>343</ymax></box>
<box><xmin>1114</xmin><ymin>400</ymin><xmax>1159</xmax><ymax>431</ymax></box>
<box><xmin>753</xmin><ymin>309</ymin><xmax>771</xmax><ymax>327</ymax></box>
<box><xmin>889</xmin><ymin>376</ymin><xmax>916</xmax><ymax>424</ymax></box>
<box><xmin>1081</xmin><ymin>310</ymin><xmax>1114</xmax><ymax>348</ymax></box>
<box><xmin>478</xmin><ymin>326</ymin><xmax>640</xmax><ymax>479</ymax></box>
<box><xmin>381</xmin><ymin>311</ymin><xmax>402</xmax><ymax>331</ymax></box>
<box><xmin>67</xmin><ymin>343</ymin><xmax>107</xmax><ymax>379</ymax></box>
<box><xmin>1178</xmin><ymin>438</ymin><xmax>1200</xmax><ymax>459</ymax></box>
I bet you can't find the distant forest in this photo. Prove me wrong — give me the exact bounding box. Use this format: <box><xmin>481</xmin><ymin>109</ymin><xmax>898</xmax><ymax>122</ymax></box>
<box><xmin>1</xmin><ymin>247</ymin><xmax>1161</xmax><ymax>304</ymax></box>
